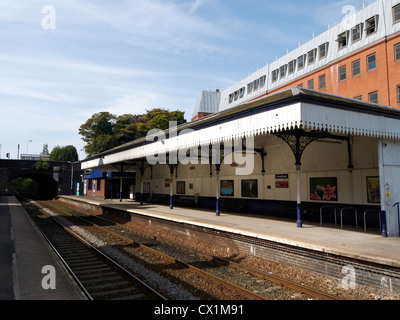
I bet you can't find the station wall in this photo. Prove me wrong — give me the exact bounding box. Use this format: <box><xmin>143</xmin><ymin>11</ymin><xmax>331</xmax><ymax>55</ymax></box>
<box><xmin>138</xmin><ymin>135</ymin><xmax>380</xmax><ymax>207</ymax></box>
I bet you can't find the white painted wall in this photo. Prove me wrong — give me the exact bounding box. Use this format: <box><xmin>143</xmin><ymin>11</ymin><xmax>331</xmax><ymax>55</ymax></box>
<box><xmin>379</xmin><ymin>139</ymin><xmax>400</xmax><ymax>237</ymax></box>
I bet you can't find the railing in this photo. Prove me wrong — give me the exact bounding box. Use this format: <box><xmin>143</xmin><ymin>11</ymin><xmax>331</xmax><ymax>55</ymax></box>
<box><xmin>320</xmin><ymin>206</ymin><xmax>337</xmax><ymax>227</ymax></box>
<box><xmin>363</xmin><ymin>209</ymin><xmax>381</xmax><ymax>233</ymax></box>
<box><xmin>394</xmin><ymin>202</ymin><xmax>400</xmax><ymax>233</ymax></box>
<box><xmin>340</xmin><ymin>207</ymin><xmax>358</xmax><ymax>229</ymax></box>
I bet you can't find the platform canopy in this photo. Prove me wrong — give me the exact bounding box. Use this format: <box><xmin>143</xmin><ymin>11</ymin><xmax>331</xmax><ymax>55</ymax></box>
<box><xmin>81</xmin><ymin>87</ymin><xmax>400</xmax><ymax>237</ymax></box>
<box><xmin>82</xmin><ymin>87</ymin><xmax>400</xmax><ymax>171</ymax></box>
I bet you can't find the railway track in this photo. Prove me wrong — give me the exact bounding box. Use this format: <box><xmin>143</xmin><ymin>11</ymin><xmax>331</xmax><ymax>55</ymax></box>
<box><xmin>38</xmin><ymin>199</ymin><xmax>341</xmax><ymax>300</ymax></box>
<box><xmin>21</xmin><ymin>198</ymin><xmax>167</xmax><ymax>300</ymax></box>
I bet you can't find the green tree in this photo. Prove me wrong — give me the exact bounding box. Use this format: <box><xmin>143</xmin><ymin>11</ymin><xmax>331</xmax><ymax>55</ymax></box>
<box><xmin>136</xmin><ymin>108</ymin><xmax>186</xmax><ymax>137</ymax></box>
<box><xmin>79</xmin><ymin>112</ymin><xmax>117</xmax><ymax>156</ymax></box>
<box><xmin>79</xmin><ymin>108</ymin><xmax>186</xmax><ymax>157</ymax></box>
<box><xmin>34</xmin><ymin>160</ymin><xmax>50</xmax><ymax>170</ymax></box>
<box><xmin>41</xmin><ymin>143</ymin><xmax>49</xmax><ymax>156</ymax></box>
<box><xmin>50</xmin><ymin>145</ymin><xmax>79</xmax><ymax>162</ymax></box>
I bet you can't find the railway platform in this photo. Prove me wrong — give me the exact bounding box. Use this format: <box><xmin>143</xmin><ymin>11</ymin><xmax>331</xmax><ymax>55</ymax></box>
<box><xmin>60</xmin><ymin>195</ymin><xmax>400</xmax><ymax>269</ymax></box>
<box><xmin>0</xmin><ymin>196</ymin><xmax>86</xmax><ymax>300</ymax></box>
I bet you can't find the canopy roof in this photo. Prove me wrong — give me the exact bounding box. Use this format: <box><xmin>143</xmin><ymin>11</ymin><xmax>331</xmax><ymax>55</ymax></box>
<box><xmin>82</xmin><ymin>87</ymin><xmax>400</xmax><ymax>170</ymax></box>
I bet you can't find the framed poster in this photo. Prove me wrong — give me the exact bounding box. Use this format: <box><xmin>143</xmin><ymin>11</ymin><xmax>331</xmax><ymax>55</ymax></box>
<box><xmin>275</xmin><ymin>173</ymin><xmax>289</xmax><ymax>188</ymax></box>
<box><xmin>310</xmin><ymin>177</ymin><xmax>338</xmax><ymax>201</ymax></box>
<box><xmin>220</xmin><ymin>180</ymin><xmax>234</xmax><ymax>197</ymax></box>
<box><xmin>366</xmin><ymin>176</ymin><xmax>380</xmax><ymax>203</ymax></box>
<box><xmin>241</xmin><ymin>179</ymin><xmax>258</xmax><ymax>198</ymax></box>
<box><xmin>176</xmin><ymin>181</ymin><xmax>185</xmax><ymax>194</ymax></box>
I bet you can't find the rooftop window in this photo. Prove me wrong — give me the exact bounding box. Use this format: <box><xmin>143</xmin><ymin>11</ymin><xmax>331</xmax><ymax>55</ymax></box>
<box><xmin>288</xmin><ymin>60</ymin><xmax>296</xmax><ymax>74</ymax></box>
<box><xmin>366</xmin><ymin>16</ymin><xmax>378</xmax><ymax>36</ymax></box>
<box><xmin>319</xmin><ymin>42</ymin><xmax>329</xmax><ymax>59</ymax></box>
<box><xmin>298</xmin><ymin>54</ymin><xmax>306</xmax><ymax>70</ymax></box>
<box><xmin>280</xmin><ymin>65</ymin><xmax>287</xmax><ymax>78</ymax></box>
<box><xmin>259</xmin><ymin>75</ymin><xmax>266</xmax><ymax>88</ymax></box>
<box><xmin>337</xmin><ymin>31</ymin><xmax>348</xmax><ymax>49</ymax></box>
<box><xmin>393</xmin><ymin>4</ymin><xmax>400</xmax><ymax>24</ymax></box>
<box><xmin>308</xmin><ymin>49</ymin><xmax>317</xmax><ymax>65</ymax></box>
<box><xmin>272</xmin><ymin>69</ymin><xmax>278</xmax><ymax>83</ymax></box>
<box><xmin>351</xmin><ymin>24</ymin><xmax>362</xmax><ymax>42</ymax></box>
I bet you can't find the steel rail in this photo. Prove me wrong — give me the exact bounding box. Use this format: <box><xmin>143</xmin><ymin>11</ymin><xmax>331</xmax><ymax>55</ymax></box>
<box><xmin>66</xmin><ymin>204</ymin><xmax>342</xmax><ymax>301</ymax></box>
<box><xmin>22</xmin><ymin>197</ymin><xmax>167</xmax><ymax>301</ymax></box>
<box><xmin>43</xmin><ymin>201</ymin><xmax>268</xmax><ymax>300</ymax></box>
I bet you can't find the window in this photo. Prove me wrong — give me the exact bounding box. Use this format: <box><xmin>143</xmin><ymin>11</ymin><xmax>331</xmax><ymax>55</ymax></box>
<box><xmin>259</xmin><ymin>76</ymin><xmax>266</xmax><ymax>88</ymax></box>
<box><xmin>395</xmin><ymin>43</ymin><xmax>400</xmax><ymax>61</ymax></box>
<box><xmin>354</xmin><ymin>96</ymin><xmax>362</xmax><ymax>100</ymax></box>
<box><xmin>319</xmin><ymin>43</ymin><xmax>329</xmax><ymax>59</ymax></box>
<box><xmin>280</xmin><ymin>65</ymin><xmax>287</xmax><ymax>78</ymax></box>
<box><xmin>234</xmin><ymin>91</ymin><xmax>239</xmax><ymax>101</ymax></box>
<box><xmin>397</xmin><ymin>85</ymin><xmax>400</xmax><ymax>102</ymax></box>
<box><xmin>367</xmin><ymin>53</ymin><xmax>376</xmax><ymax>71</ymax></box>
<box><xmin>88</xmin><ymin>179</ymin><xmax>93</xmax><ymax>191</ymax></box>
<box><xmin>366</xmin><ymin>16</ymin><xmax>378</xmax><ymax>35</ymax></box>
<box><xmin>308</xmin><ymin>79</ymin><xmax>314</xmax><ymax>90</ymax></box>
<box><xmin>308</xmin><ymin>49</ymin><xmax>317</xmax><ymax>65</ymax></box>
<box><xmin>253</xmin><ymin>78</ymin><xmax>260</xmax><ymax>91</ymax></box>
<box><xmin>298</xmin><ymin>55</ymin><xmax>306</xmax><ymax>69</ymax></box>
<box><xmin>319</xmin><ymin>74</ymin><xmax>326</xmax><ymax>89</ymax></box>
<box><xmin>352</xmin><ymin>24</ymin><xmax>362</xmax><ymax>42</ymax></box>
<box><xmin>337</xmin><ymin>31</ymin><xmax>348</xmax><ymax>49</ymax></box>
<box><xmin>369</xmin><ymin>91</ymin><xmax>378</xmax><ymax>104</ymax></box>
<box><xmin>352</xmin><ymin>60</ymin><xmax>361</xmax><ymax>76</ymax></box>
<box><xmin>339</xmin><ymin>66</ymin><xmax>347</xmax><ymax>81</ymax></box>
<box><xmin>97</xmin><ymin>180</ymin><xmax>101</xmax><ymax>191</ymax></box>
<box><xmin>247</xmin><ymin>82</ymin><xmax>253</xmax><ymax>94</ymax></box>
<box><xmin>393</xmin><ymin>4</ymin><xmax>400</xmax><ymax>24</ymax></box>
<box><xmin>272</xmin><ymin>69</ymin><xmax>279</xmax><ymax>83</ymax></box>
<box><xmin>288</xmin><ymin>60</ymin><xmax>296</xmax><ymax>74</ymax></box>
<box><xmin>239</xmin><ymin>87</ymin><xmax>245</xmax><ymax>98</ymax></box>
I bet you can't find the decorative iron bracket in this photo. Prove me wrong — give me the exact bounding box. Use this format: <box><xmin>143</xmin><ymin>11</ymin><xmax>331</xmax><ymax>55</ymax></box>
<box><xmin>273</xmin><ymin>129</ymin><xmax>353</xmax><ymax>168</ymax></box>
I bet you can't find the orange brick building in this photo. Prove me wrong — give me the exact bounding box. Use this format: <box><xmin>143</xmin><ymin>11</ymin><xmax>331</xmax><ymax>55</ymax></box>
<box><xmin>193</xmin><ymin>1</ymin><xmax>400</xmax><ymax>120</ymax></box>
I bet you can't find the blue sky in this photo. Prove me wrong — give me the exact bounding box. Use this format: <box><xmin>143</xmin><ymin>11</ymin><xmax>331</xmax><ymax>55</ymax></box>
<box><xmin>0</xmin><ymin>0</ymin><xmax>371</xmax><ymax>160</ymax></box>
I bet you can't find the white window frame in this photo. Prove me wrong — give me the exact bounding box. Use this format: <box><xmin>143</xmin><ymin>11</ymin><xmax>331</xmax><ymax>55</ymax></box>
<box><xmin>393</xmin><ymin>4</ymin><xmax>400</xmax><ymax>24</ymax></box>
<box><xmin>319</xmin><ymin>74</ymin><xmax>326</xmax><ymax>89</ymax></box>
<box><xmin>308</xmin><ymin>79</ymin><xmax>314</xmax><ymax>90</ymax></box>
<box><xmin>259</xmin><ymin>75</ymin><xmax>266</xmax><ymax>88</ymax></box>
<box><xmin>365</xmin><ymin>15</ymin><xmax>378</xmax><ymax>36</ymax></box>
<box><xmin>308</xmin><ymin>49</ymin><xmax>317</xmax><ymax>65</ymax></box>
<box><xmin>280</xmin><ymin>65</ymin><xmax>287</xmax><ymax>78</ymax></box>
<box><xmin>337</xmin><ymin>31</ymin><xmax>348</xmax><ymax>50</ymax></box>
<box><xmin>319</xmin><ymin>43</ymin><xmax>328</xmax><ymax>60</ymax></box>
<box><xmin>367</xmin><ymin>53</ymin><xmax>376</xmax><ymax>71</ymax></box>
<box><xmin>351</xmin><ymin>24</ymin><xmax>363</xmax><ymax>43</ymax></box>
<box><xmin>368</xmin><ymin>91</ymin><xmax>378</xmax><ymax>104</ymax></box>
<box><xmin>247</xmin><ymin>82</ymin><xmax>253</xmax><ymax>94</ymax></box>
<box><xmin>297</xmin><ymin>55</ymin><xmax>306</xmax><ymax>70</ymax></box>
<box><xmin>352</xmin><ymin>60</ymin><xmax>361</xmax><ymax>77</ymax></box>
<box><xmin>272</xmin><ymin>70</ymin><xmax>279</xmax><ymax>83</ymax></box>
<box><xmin>288</xmin><ymin>60</ymin><xmax>296</xmax><ymax>74</ymax></box>
<box><xmin>239</xmin><ymin>87</ymin><xmax>245</xmax><ymax>98</ymax></box>
<box><xmin>395</xmin><ymin>43</ymin><xmax>400</xmax><ymax>61</ymax></box>
<box><xmin>339</xmin><ymin>65</ymin><xmax>347</xmax><ymax>82</ymax></box>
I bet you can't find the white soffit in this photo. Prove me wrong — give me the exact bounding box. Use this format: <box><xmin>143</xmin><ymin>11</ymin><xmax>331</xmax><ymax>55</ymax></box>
<box><xmin>301</xmin><ymin>102</ymin><xmax>400</xmax><ymax>139</ymax></box>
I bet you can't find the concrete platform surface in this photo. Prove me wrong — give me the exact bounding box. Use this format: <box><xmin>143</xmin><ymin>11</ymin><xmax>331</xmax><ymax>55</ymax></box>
<box><xmin>0</xmin><ymin>196</ymin><xmax>86</xmax><ymax>300</ymax></box>
<box><xmin>61</xmin><ymin>195</ymin><xmax>400</xmax><ymax>269</ymax></box>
